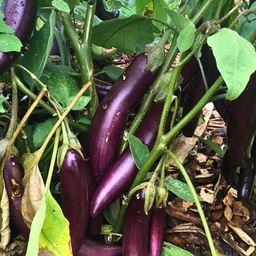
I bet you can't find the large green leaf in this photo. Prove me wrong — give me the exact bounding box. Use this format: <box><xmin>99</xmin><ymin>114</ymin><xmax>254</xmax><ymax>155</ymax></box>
<box><xmin>91</xmin><ymin>15</ymin><xmax>159</xmax><ymax>54</ymax></box>
<box><xmin>207</xmin><ymin>28</ymin><xmax>256</xmax><ymax>100</ymax></box>
<box><xmin>22</xmin><ymin>10</ymin><xmax>56</xmax><ymax>88</ymax></box>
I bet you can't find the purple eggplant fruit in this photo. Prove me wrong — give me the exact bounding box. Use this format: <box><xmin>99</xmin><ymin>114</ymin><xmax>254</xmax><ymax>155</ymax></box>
<box><xmin>0</xmin><ymin>0</ymin><xmax>38</xmax><ymax>74</ymax></box>
<box><xmin>3</xmin><ymin>155</ymin><xmax>30</xmax><ymax>238</ymax></box>
<box><xmin>87</xmin><ymin>53</ymin><xmax>157</xmax><ymax>181</ymax></box>
<box><xmin>122</xmin><ymin>188</ymin><xmax>152</xmax><ymax>256</ymax></box>
<box><xmin>90</xmin><ymin>102</ymin><xmax>166</xmax><ymax>217</ymax></box>
<box><xmin>60</xmin><ymin>148</ymin><xmax>89</xmax><ymax>255</ymax></box>
<box><xmin>149</xmin><ymin>206</ymin><xmax>166</xmax><ymax>256</ymax></box>
<box><xmin>78</xmin><ymin>238</ymin><xmax>122</xmax><ymax>256</ymax></box>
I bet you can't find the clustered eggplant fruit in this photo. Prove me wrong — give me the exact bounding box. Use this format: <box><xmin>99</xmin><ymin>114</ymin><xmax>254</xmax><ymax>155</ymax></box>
<box><xmin>87</xmin><ymin>53</ymin><xmax>158</xmax><ymax>181</ymax></box>
<box><xmin>3</xmin><ymin>155</ymin><xmax>30</xmax><ymax>238</ymax></box>
<box><xmin>59</xmin><ymin>148</ymin><xmax>89</xmax><ymax>255</ymax></box>
<box><xmin>221</xmin><ymin>71</ymin><xmax>256</xmax><ymax>200</ymax></box>
<box><xmin>90</xmin><ymin>102</ymin><xmax>166</xmax><ymax>217</ymax></box>
<box><xmin>0</xmin><ymin>0</ymin><xmax>38</xmax><ymax>74</ymax></box>
<box><xmin>78</xmin><ymin>238</ymin><xmax>122</xmax><ymax>256</ymax></box>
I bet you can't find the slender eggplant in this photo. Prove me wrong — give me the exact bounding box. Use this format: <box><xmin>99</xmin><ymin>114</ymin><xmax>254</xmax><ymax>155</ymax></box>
<box><xmin>90</xmin><ymin>102</ymin><xmax>166</xmax><ymax>217</ymax></box>
<box><xmin>122</xmin><ymin>188</ymin><xmax>152</xmax><ymax>256</ymax></box>
<box><xmin>95</xmin><ymin>0</ymin><xmax>119</xmax><ymax>20</ymax></box>
<box><xmin>149</xmin><ymin>206</ymin><xmax>166</xmax><ymax>256</ymax></box>
<box><xmin>226</xmin><ymin>71</ymin><xmax>256</xmax><ymax>170</ymax></box>
<box><xmin>0</xmin><ymin>0</ymin><xmax>38</xmax><ymax>74</ymax></box>
<box><xmin>87</xmin><ymin>53</ymin><xmax>157</xmax><ymax>181</ymax></box>
<box><xmin>78</xmin><ymin>238</ymin><xmax>122</xmax><ymax>256</ymax></box>
<box><xmin>3</xmin><ymin>155</ymin><xmax>30</xmax><ymax>238</ymax></box>
<box><xmin>60</xmin><ymin>148</ymin><xmax>89</xmax><ymax>256</ymax></box>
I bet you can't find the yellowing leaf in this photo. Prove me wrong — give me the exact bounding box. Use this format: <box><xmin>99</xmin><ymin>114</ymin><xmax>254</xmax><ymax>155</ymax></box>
<box><xmin>21</xmin><ymin>152</ymin><xmax>44</xmax><ymax>228</ymax></box>
<box><xmin>26</xmin><ymin>192</ymin><xmax>71</xmax><ymax>256</ymax></box>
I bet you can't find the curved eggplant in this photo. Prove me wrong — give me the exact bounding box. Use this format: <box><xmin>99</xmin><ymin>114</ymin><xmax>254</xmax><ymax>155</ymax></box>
<box><xmin>3</xmin><ymin>155</ymin><xmax>30</xmax><ymax>238</ymax></box>
<box><xmin>90</xmin><ymin>102</ymin><xmax>165</xmax><ymax>217</ymax></box>
<box><xmin>87</xmin><ymin>54</ymin><xmax>157</xmax><ymax>181</ymax></box>
<box><xmin>78</xmin><ymin>238</ymin><xmax>122</xmax><ymax>256</ymax></box>
<box><xmin>60</xmin><ymin>148</ymin><xmax>89</xmax><ymax>255</ymax></box>
<box><xmin>122</xmin><ymin>188</ymin><xmax>152</xmax><ymax>256</ymax></box>
<box><xmin>149</xmin><ymin>206</ymin><xmax>166</xmax><ymax>256</ymax></box>
<box><xmin>0</xmin><ymin>0</ymin><xmax>38</xmax><ymax>74</ymax></box>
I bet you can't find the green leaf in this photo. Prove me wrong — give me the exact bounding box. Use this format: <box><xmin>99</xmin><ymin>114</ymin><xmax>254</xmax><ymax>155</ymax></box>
<box><xmin>0</xmin><ymin>11</ymin><xmax>14</xmax><ymax>34</ymax></box>
<box><xmin>207</xmin><ymin>28</ymin><xmax>256</xmax><ymax>100</ymax></box>
<box><xmin>97</xmin><ymin>65</ymin><xmax>124</xmax><ymax>80</ymax></box>
<box><xmin>165</xmin><ymin>9</ymin><xmax>196</xmax><ymax>52</ymax></box>
<box><xmin>164</xmin><ymin>178</ymin><xmax>202</xmax><ymax>202</ymax></box>
<box><xmin>22</xmin><ymin>10</ymin><xmax>56</xmax><ymax>88</ymax></box>
<box><xmin>52</xmin><ymin>0</ymin><xmax>70</xmax><ymax>13</ymax></box>
<box><xmin>67</xmin><ymin>95</ymin><xmax>91</xmax><ymax>110</ymax></box>
<box><xmin>194</xmin><ymin>134</ymin><xmax>224</xmax><ymax>158</ymax></box>
<box><xmin>91</xmin><ymin>15</ymin><xmax>159</xmax><ymax>54</ymax></box>
<box><xmin>0</xmin><ymin>95</ymin><xmax>8</xmax><ymax>113</ymax></box>
<box><xmin>162</xmin><ymin>242</ymin><xmax>194</xmax><ymax>256</ymax></box>
<box><xmin>128</xmin><ymin>134</ymin><xmax>150</xmax><ymax>169</ymax></box>
<box><xmin>33</xmin><ymin>118</ymin><xmax>58</xmax><ymax>149</ymax></box>
<box><xmin>26</xmin><ymin>192</ymin><xmax>71</xmax><ymax>256</ymax></box>
<box><xmin>40</xmin><ymin>63</ymin><xmax>82</xmax><ymax>107</ymax></box>
<box><xmin>38</xmin><ymin>193</ymin><xmax>71</xmax><ymax>255</ymax></box>
<box><xmin>0</xmin><ymin>34</ymin><xmax>22</xmax><ymax>52</ymax></box>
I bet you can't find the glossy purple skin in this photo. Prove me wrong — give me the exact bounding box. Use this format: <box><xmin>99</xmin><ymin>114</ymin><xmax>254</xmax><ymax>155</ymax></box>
<box><xmin>78</xmin><ymin>238</ymin><xmax>122</xmax><ymax>256</ymax></box>
<box><xmin>149</xmin><ymin>206</ymin><xmax>166</xmax><ymax>256</ymax></box>
<box><xmin>0</xmin><ymin>0</ymin><xmax>38</xmax><ymax>74</ymax></box>
<box><xmin>90</xmin><ymin>102</ymin><xmax>165</xmax><ymax>217</ymax></box>
<box><xmin>227</xmin><ymin>72</ymin><xmax>256</xmax><ymax>170</ymax></box>
<box><xmin>87</xmin><ymin>54</ymin><xmax>157</xmax><ymax>181</ymax></box>
<box><xmin>122</xmin><ymin>189</ymin><xmax>151</xmax><ymax>256</ymax></box>
<box><xmin>3</xmin><ymin>155</ymin><xmax>30</xmax><ymax>238</ymax></box>
<box><xmin>60</xmin><ymin>148</ymin><xmax>89</xmax><ymax>256</ymax></box>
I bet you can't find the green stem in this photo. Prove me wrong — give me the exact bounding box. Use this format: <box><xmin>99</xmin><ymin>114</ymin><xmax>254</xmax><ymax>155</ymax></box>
<box><xmin>5</xmin><ymin>68</ymin><xmax>18</xmax><ymax>140</ymax></box>
<box><xmin>163</xmin><ymin>149</ymin><xmax>218</xmax><ymax>256</ymax></box>
<box><xmin>44</xmin><ymin>127</ymin><xmax>61</xmax><ymax>191</ymax></box>
<box><xmin>60</xmin><ymin>9</ymin><xmax>99</xmax><ymax>117</ymax></box>
<box><xmin>190</xmin><ymin>0</ymin><xmax>214</xmax><ymax>24</ymax></box>
<box><xmin>114</xmin><ymin>75</ymin><xmax>223</xmax><ymax>234</ymax></box>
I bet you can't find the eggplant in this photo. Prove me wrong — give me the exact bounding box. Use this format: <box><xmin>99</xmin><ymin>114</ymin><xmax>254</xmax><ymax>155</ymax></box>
<box><xmin>78</xmin><ymin>238</ymin><xmax>122</xmax><ymax>256</ymax></box>
<box><xmin>122</xmin><ymin>188</ymin><xmax>152</xmax><ymax>256</ymax></box>
<box><xmin>90</xmin><ymin>102</ymin><xmax>165</xmax><ymax>217</ymax></box>
<box><xmin>3</xmin><ymin>155</ymin><xmax>30</xmax><ymax>238</ymax></box>
<box><xmin>94</xmin><ymin>79</ymin><xmax>112</xmax><ymax>101</ymax></box>
<box><xmin>87</xmin><ymin>53</ymin><xmax>157</xmax><ymax>181</ymax></box>
<box><xmin>181</xmin><ymin>45</ymin><xmax>219</xmax><ymax>137</ymax></box>
<box><xmin>149</xmin><ymin>206</ymin><xmax>166</xmax><ymax>256</ymax></box>
<box><xmin>0</xmin><ymin>0</ymin><xmax>38</xmax><ymax>74</ymax></box>
<box><xmin>95</xmin><ymin>0</ymin><xmax>119</xmax><ymax>20</ymax></box>
<box><xmin>226</xmin><ymin>71</ymin><xmax>256</xmax><ymax>170</ymax></box>
<box><xmin>60</xmin><ymin>148</ymin><xmax>89</xmax><ymax>255</ymax></box>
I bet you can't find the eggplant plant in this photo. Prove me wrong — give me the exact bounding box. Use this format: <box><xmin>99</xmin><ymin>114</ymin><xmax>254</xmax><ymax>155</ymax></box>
<box><xmin>0</xmin><ymin>0</ymin><xmax>256</xmax><ymax>255</ymax></box>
